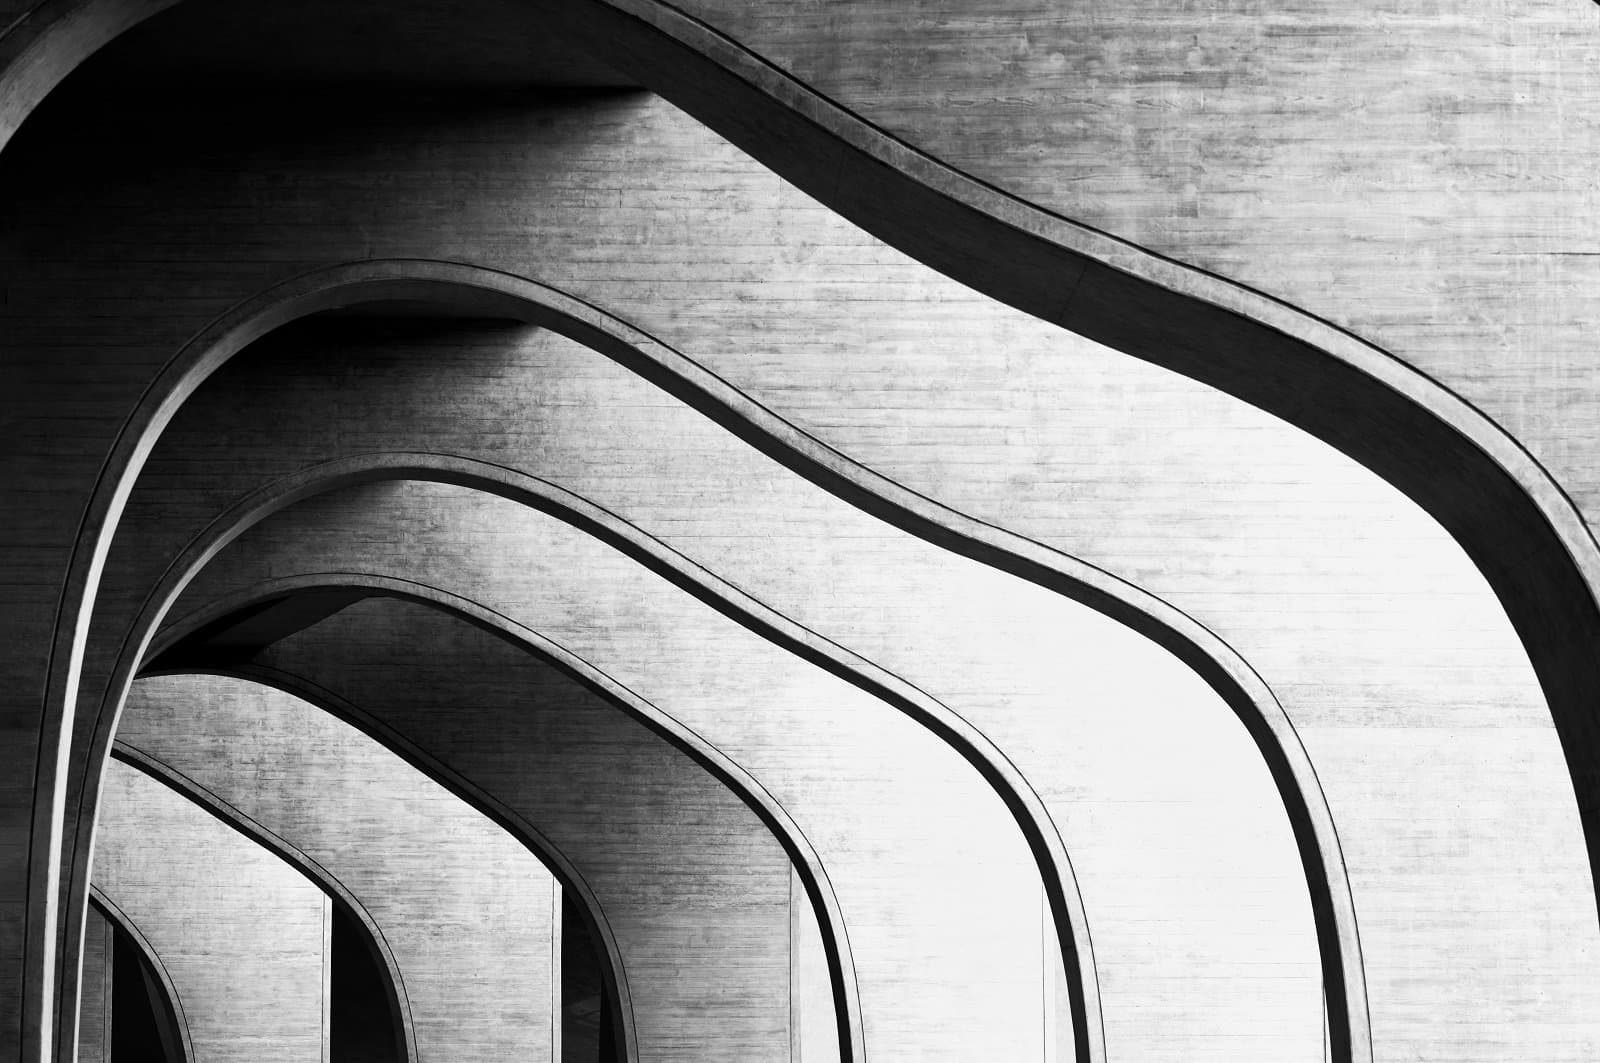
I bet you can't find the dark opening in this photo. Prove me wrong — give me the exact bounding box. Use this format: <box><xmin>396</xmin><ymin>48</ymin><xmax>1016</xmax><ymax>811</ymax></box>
<box><xmin>331</xmin><ymin>905</ymin><xmax>404</xmax><ymax>1063</ymax></box>
<box><xmin>563</xmin><ymin>891</ymin><xmax>621</xmax><ymax>1063</ymax></box>
<box><xmin>110</xmin><ymin>926</ymin><xmax>183</xmax><ymax>1063</ymax></box>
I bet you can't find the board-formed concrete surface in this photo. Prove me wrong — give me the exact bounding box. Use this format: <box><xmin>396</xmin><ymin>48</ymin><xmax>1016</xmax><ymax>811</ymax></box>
<box><xmin>126</xmin><ymin>291</ymin><xmax>1594</xmax><ymax>1063</ymax></box>
<box><xmin>144</xmin><ymin>608</ymin><xmax>813</xmax><ymax>1063</ymax></box>
<box><xmin>163</xmin><ymin>575</ymin><xmax>1005</xmax><ymax>1063</ymax></box>
<box><xmin>89</xmin><ymin>759</ymin><xmax>329</xmax><ymax>1063</ymax></box>
<box><xmin>120</xmin><ymin>310</ymin><xmax>1350</xmax><ymax>1063</ymax></box>
<box><xmin>117</xmin><ymin>672</ymin><xmax>560</xmax><ymax>1063</ymax></box>
<box><xmin>2</xmin><ymin>4</ymin><xmax>1600</xmax><ymax>1062</ymax></box>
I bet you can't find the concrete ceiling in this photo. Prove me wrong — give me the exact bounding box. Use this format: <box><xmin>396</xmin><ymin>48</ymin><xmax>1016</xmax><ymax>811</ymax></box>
<box><xmin>89</xmin><ymin>0</ymin><xmax>635</xmax><ymax>90</ymax></box>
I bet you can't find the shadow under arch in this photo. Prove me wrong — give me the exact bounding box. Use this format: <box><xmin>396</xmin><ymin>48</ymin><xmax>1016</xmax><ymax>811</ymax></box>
<box><xmin>104</xmin><ymin>738</ymin><xmax>421</xmax><ymax>1063</ymax></box>
<box><xmin>142</xmin><ymin>571</ymin><xmax>867</xmax><ymax>1063</ymax></box>
<box><xmin>6</xmin><ymin>2</ymin><xmax>1600</xmax><ymax>1058</ymax></box>
<box><xmin>84</xmin><ymin>887</ymin><xmax>195</xmax><ymax>1063</ymax></box>
<box><xmin>34</xmin><ymin>256</ymin><xmax>1376</xmax><ymax>1063</ymax></box>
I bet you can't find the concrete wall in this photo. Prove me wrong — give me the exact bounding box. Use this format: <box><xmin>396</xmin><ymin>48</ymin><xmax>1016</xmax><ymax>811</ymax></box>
<box><xmin>136</xmin><ymin>314</ymin><xmax>1325</xmax><ymax>1063</ymax></box>
<box><xmin>150</xmin><ymin>603</ymin><xmax>804</xmax><ymax>1063</ymax></box>
<box><xmin>643</xmin><ymin>0</ymin><xmax>1600</xmax><ymax>529</ymax></box>
<box><xmin>167</xmin><ymin>536</ymin><xmax>1049</xmax><ymax>1063</ymax></box>
<box><xmin>118</xmin><ymin>671</ymin><xmax>559</xmax><ymax>1063</ymax></box>
<box><xmin>90</xmin><ymin>759</ymin><xmax>328</xmax><ymax>1063</ymax></box>
<box><xmin>0</xmin><ymin>8</ymin><xmax>1593</xmax><ymax>1063</ymax></box>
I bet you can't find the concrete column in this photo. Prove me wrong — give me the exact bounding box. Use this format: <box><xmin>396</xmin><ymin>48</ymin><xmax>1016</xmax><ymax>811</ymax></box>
<box><xmin>90</xmin><ymin>759</ymin><xmax>328</xmax><ymax>1063</ymax></box>
<box><xmin>74</xmin><ymin>909</ymin><xmax>111</xmax><ymax>1063</ymax></box>
<box><xmin>117</xmin><ymin>671</ymin><xmax>560</xmax><ymax>1063</ymax></box>
<box><xmin>147</xmin><ymin>607</ymin><xmax>803</xmax><ymax>1063</ymax></box>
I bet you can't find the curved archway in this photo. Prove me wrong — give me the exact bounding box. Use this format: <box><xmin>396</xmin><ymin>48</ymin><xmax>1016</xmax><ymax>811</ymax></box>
<box><xmin>142</xmin><ymin>573</ymin><xmax>866</xmax><ymax>1063</ymax></box>
<box><xmin>84</xmin><ymin>889</ymin><xmax>194</xmax><ymax>1063</ymax></box>
<box><xmin>107</xmin><ymin>741</ymin><xmax>422</xmax><ymax>1063</ymax></box>
<box><xmin>28</xmin><ymin>257</ymin><xmax>1379</xmax><ymax>1063</ymax></box>
<box><xmin>2</xmin><ymin>3</ymin><xmax>1596</xmax><ymax>1058</ymax></box>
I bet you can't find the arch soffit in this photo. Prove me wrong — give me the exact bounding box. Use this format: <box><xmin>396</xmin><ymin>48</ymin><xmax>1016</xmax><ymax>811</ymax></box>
<box><xmin>48</xmin><ymin>258</ymin><xmax>1380</xmax><ymax>1063</ymax></box>
<box><xmin>6</xmin><ymin>5</ymin><xmax>1595</xmax><ymax>1054</ymax></box>
<box><xmin>103</xmin><ymin>738</ymin><xmax>422</xmax><ymax>1063</ymax></box>
<box><xmin>4</xmin><ymin>3</ymin><xmax>1565</xmax><ymax>1058</ymax></box>
<box><xmin>146</xmin><ymin>577</ymin><xmax>863</xmax><ymax>1063</ymax></box>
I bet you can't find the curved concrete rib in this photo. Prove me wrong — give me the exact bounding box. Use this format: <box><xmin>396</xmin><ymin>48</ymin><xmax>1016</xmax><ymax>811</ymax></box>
<box><xmin>135</xmin><ymin>623</ymin><xmax>851</xmax><ymax>1063</ymax></box>
<box><xmin>134</xmin><ymin>470</ymin><xmax>1075</xmax><ymax>1056</ymax></box>
<box><xmin>150</xmin><ymin>589</ymin><xmax>848</xmax><ymax>1063</ymax></box>
<box><xmin>89</xmin><ymin>259</ymin><xmax>1351</xmax><ymax>1061</ymax></box>
<box><xmin>147</xmin><ymin>467</ymin><xmax>1095</xmax><ymax>1056</ymax></box>
<box><xmin>109</xmin><ymin>744</ymin><xmax>418</xmax><ymax>1063</ymax></box>
<box><xmin>148</xmin><ymin>540</ymin><xmax>1029</xmax><ymax>1060</ymax></box>
<box><xmin>83</xmin><ymin>890</ymin><xmax>194</xmax><ymax>1063</ymax></box>
<box><xmin>138</xmin><ymin>459</ymin><xmax>1330</xmax><ymax>1061</ymax></box>
<box><xmin>89</xmin><ymin>757</ymin><xmax>330</xmax><ymax>1063</ymax></box>
<box><xmin>119</xmin><ymin>683</ymin><xmax>593</xmax><ymax>1063</ymax></box>
<box><xmin>3</xmin><ymin>5</ymin><xmax>1596</xmax><ymax>1060</ymax></box>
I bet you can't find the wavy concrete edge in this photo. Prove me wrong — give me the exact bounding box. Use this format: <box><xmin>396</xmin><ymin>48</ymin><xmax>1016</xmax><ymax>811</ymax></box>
<box><xmin>7</xmin><ymin>3</ymin><xmax>1597</xmax><ymax>1058</ymax></box>
<box><xmin>116</xmin><ymin>449</ymin><xmax>1101</xmax><ymax>1063</ymax></box>
<box><xmin>106</xmin><ymin>738</ymin><xmax>420</xmax><ymax>1063</ymax></box>
<box><xmin>147</xmin><ymin>571</ymin><xmax>869</xmax><ymax>1063</ymax></box>
<box><xmin>23</xmin><ymin>256</ymin><xmax>1373</xmax><ymax>1063</ymax></box>
<box><xmin>139</xmin><ymin>658</ymin><xmax>651</xmax><ymax>1063</ymax></box>
<box><xmin>83</xmin><ymin>887</ymin><xmax>195</xmax><ymax>1063</ymax></box>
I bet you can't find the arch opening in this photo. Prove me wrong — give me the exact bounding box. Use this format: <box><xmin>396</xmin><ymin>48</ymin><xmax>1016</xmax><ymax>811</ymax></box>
<box><xmin>41</xmin><ymin>259</ymin><xmax>1377</xmax><ymax>1063</ymax></box>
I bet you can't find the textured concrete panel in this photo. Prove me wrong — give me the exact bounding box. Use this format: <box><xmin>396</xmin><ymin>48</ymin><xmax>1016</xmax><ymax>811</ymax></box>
<box><xmin>133</xmin><ymin>315</ymin><xmax>1324</xmax><ymax>1063</ymax></box>
<box><xmin>150</xmin><ymin>608</ymin><xmax>800</xmax><ymax>1063</ymax></box>
<box><xmin>173</xmin><ymin>543</ymin><xmax>1048</xmax><ymax>1063</ymax></box>
<box><xmin>90</xmin><ymin>759</ymin><xmax>328</xmax><ymax>1063</ymax></box>
<box><xmin>626</xmin><ymin>0</ymin><xmax>1600</xmax><ymax>531</ymax></box>
<box><xmin>0</xmin><ymin>30</ymin><xmax>1590</xmax><ymax>1063</ymax></box>
<box><xmin>118</xmin><ymin>671</ymin><xmax>558</xmax><ymax>1063</ymax></box>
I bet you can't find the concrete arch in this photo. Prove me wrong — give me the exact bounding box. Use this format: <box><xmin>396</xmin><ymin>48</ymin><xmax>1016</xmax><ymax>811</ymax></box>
<box><xmin>88</xmin><ymin>758</ymin><xmax>331</xmax><ymax>1063</ymax></box>
<box><xmin>2</xmin><ymin>4</ymin><xmax>1597</xmax><ymax>1058</ymax></box>
<box><xmin>84</xmin><ymin>889</ymin><xmax>194</xmax><ymax>1063</ymax></box>
<box><xmin>142</xmin><ymin>574</ymin><xmax>864</xmax><ymax>1063</ymax></box>
<box><xmin>27</xmin><ymin>257</ymin><xmax>1375</xmax><ymax>1063</ymax></box>
<box><xmin>99</xmin><ymin>452</ymin><xmax>1080</xmax><ymax>1060</ymax></box>
<box><xmin>106</xmin><ymin>741</ymin><xmax>420</xmax><ymax>1063</ymax></box>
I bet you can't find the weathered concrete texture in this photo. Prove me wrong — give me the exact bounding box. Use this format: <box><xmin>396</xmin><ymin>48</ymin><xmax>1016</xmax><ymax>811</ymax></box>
<box><xmin>136</xmin><ymin>317</ymin><xmax>1318</xmax><ymax>1063</ymax></box>
<box><xmin>155</xmin><ymin>607</ymin><xmax>798</xmax><ymax>1063</ymax></box>
<box><xmin>170</xmin><ymin>505</ymin><xmax>1050</xmax><ymax>1063</ymax></box>
<box><xmin>0</xmin><ymin>36</ymin><xmax>1589</xmax><ymax>1063</ymax></box>
<box><xmin>118</xmin><ymin>671</ymin><xmax>559</xmax><ymax>1063</ymax></box>
<box><xmin>655</xmin><ymin>0</ymin><xmax>1600</xmax><ymax>528</ymax></box>
<box><xmin>90</xmin><ymin>759</ymin><xmax>329</xmax><ymax>1063</ymax></box>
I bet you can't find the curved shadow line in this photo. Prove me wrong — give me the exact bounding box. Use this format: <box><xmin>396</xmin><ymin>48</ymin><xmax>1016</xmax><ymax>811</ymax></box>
<box><xmin>56</xmin><ymin>257</ymin><xmax>1371</xmax><ymax>1063</ymax></box>
<box><xmin>124</xmin><ymin>455</ymin><xmax>1085</xmax><ymax>1062</ymax></box>
<box><xmin>9</xmin><ymin>0</ymin><xmax>1598</xmax><ymax>1056</ymax></box>
<box><xmin>85</xmin><ymin>887</ymin><xmax>195</xmax><ymax>1063</ymax></box>
<box><xmin>106</xmin><ymin>739</ymin><xmax>421</xmax><ymax>1063</ymax></box>
<box><xmin>148</xmin><ymin>572</ymin><xmax>870</xmax><ymax>1063</ymax></box>
<box><xmin>133</xmin><ymin>665</ymin><xmax>652</xmax><ymax>1063</ymax></box>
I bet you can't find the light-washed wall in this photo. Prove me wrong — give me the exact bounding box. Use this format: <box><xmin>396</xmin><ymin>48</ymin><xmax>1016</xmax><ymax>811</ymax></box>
<box><xmin>157</xmin><ymin>601</ymin><xmax>799</xmax><ymax>1063</ymax></box>
<box><xmin>118</xmin><ymin>672</ymin><xmax>558</xmax><ymax>1063</ymax></box>
<box><xmin>90</xmin><ymin>760</ymin><xmax>328</xmax><ymax>1063</ymax></box>
<box><xmin>0</xmin><ymin>21</ymin><xmax>1587</xmax><ymax>1063</ymax></box>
